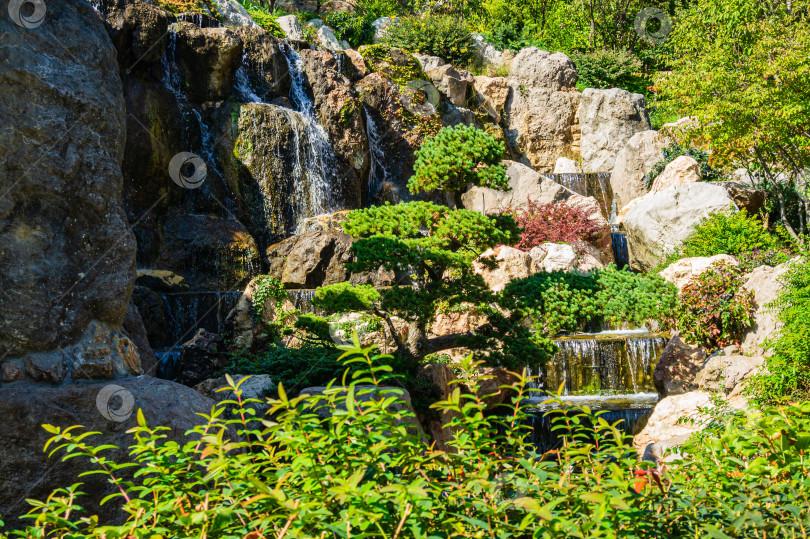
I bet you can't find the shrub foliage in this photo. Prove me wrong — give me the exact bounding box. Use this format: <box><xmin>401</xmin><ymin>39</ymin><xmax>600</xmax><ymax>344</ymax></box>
<box><xmin>4</xmin><ymin>349</ymin><xmax>810</xmax><ymax>537</ymax></box>
<box><xmin>382</xmin><ymin>14</ymin><xmax>475</xmax><ymax>66</ymax></box>
<box><xmin>502</xmin><ymin>199</ymin><xmax>608</xmax><ymax>251</ymax></box>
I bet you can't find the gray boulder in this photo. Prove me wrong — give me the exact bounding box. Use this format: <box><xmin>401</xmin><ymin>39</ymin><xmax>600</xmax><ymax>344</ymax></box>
<box><xmin>426</xmin><ymin>64</ymin><xmax>475</xmax><ymax>106</ymax></box>
<box><xmin>610</xmin><ymin>130</ymin><xmax>668</xmax><ymax>209</ymax></box>
<box><xmin>173</xmin><ymin>22</ymin><xmax>243</xmax><ymax>103</ymax></box>
<box><xmin>696</xmin><ymin>355</ymin><xmax>765</xmax><ymax>394</ymax></box>
<box><xmin>0</xmin><ymin>0</ymin><xmax>135</xmax><ymax>360</ymax></box>
<box><xmin>277</xmin><ymin>14</ymin><xmax>304</xmax><ymax>40</ymax></box>
<box><xmin>461</xmin><ymin>160</ymin><xmax>576</xmax><ymax>212</ymax></box>
<box><xmin>623</xmin><ymin>183</ymin><xmax>737</xmax><ymax>271</ymax></box>
<box><xmin>579</xmin><ymin>88</ymin><xmax>651</xmax><ymax>173</ymax></box>
<box><xmin>372</xmin><ymin>17</ymin><xmax>391</xmax><ymax>43</ymax></box>
<box><xmin>653</xmin><ymin>335</ymin><xmax>707</xmax><ymax>398</ymax></box>
<box><xmin>211</xmin><ymin>0</ymin><xmax>260</xmax><ymax>28</ymax></box>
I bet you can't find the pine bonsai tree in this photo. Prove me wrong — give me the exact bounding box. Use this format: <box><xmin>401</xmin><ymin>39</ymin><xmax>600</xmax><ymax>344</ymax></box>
<box><xmin>407</xmin><ymin>125</ymin><xmax>509</xmax><ymax>207</ymax></box>
<box><xmin>298</xmin><ymin>202</ymin><xmax>555</xmax><ymax>370</ymax></box>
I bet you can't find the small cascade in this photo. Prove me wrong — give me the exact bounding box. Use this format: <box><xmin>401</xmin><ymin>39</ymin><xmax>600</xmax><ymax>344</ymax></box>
<box><xmin>287</xmin><ymin>289</ymin><xmax>321</xmax><ymax>314</ymax></box>
<box><xmin>364</xmin><ymin>108</ymin><xmax>390</xmax><ymax>200</ymax></box>
<box><xmin>527</xmin><ymin>394</ymin><xmax>657</xmax><ymax>451</ymax></box>
<box><xmin>278</xmin><ymin>43</ymin><xmax>337</xmax><ymax>230</ymax></box>
<box><xmin>160</xmin><ymin>291</ymin><xmax>241</xmax><ymax>346</ymax></box>
<box><xmin>155</xmin><ymin>347</ymin><xmax>182</xmax><ymax>380</ymax></box>
<box><xmin>611</xmin><ymin>225</ymin><xmax>630</xmax><ymax>270</ymax></box>
<box><xmin>543</xmin><ymin>173</ymin><xmax>614</xmax><ymax>222</ymax></box>
<box><xmin>234</xmin><ymin>49</ymin><xmax>263</xmax><ymax>104</ymax></box>
<box><xmin>535</xmin><ymin>333</ymin><xmax>666</xmax><ymax>395</ymax></box>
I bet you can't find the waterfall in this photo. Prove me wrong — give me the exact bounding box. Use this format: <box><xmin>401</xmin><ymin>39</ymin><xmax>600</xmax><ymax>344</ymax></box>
<box><xmin>287</xmin><ymin>289</ymin><xmax>321</xmax><ymax>314</ymax></box>
<box><xmin>543</xmin><ymin>173</ymin><xmax>614</xmax><ymax>222</ymax></box>
<box><xmin>611</xmin><ymin>226</ymin><xmax>629</xmax><ymax>270</ymax></box>
<box><xmin>159</xmin><ymin>291</ymin><xmax>241</xmax><ymax>347</ymax></box>
<box><xmin>278</xmin><ymin>43</ymin><xmax>337</xmax><ymax>228</ymax></box>
<box><xmin>364</xmin><ymin>108</ymin><xmax>390</xmax><ymax>200</ymax></box>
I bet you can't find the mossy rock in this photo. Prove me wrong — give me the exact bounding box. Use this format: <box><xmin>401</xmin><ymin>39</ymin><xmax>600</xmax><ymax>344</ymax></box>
<box><xmin>358</xmin><ymin>44</ymin><xmax>424</xmax><ymax>88</ymax></box>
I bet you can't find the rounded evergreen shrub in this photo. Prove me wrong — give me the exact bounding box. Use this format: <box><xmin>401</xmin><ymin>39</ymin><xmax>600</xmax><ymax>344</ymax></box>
<box><xmin>382</xmin><ymin>14</ymin><xmax>474</xmax><ymax>66</ymax></box>
<box><xmin>408</xmin><ymin>125</ymin><xmax>508</xmax><ymax>197</ymax></box>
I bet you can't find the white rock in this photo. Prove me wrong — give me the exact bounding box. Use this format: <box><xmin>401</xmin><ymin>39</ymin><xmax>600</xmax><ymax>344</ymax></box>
<box><xmin>529</xmin><ymin>243</ymin><xmax>577</xmax><ymax>273</ymax></box>
<box><xmin>472</xmin><ymin>246</ymin><xmax>531</xmax><ymax>292</ymax></box>
<box><xmin>413</xmin><ymin>53</ymin><xmax>445</xmax><ymax>72</ymax></box>
<box><xmin>425</xmin><ymin>64</ymin><xmax>474</xmax><ymax>106</ymax></box>
<box><xmin>659</xmin><ymin>255</ymin><xmax>739</xmax><ymax>291</ymax></box>
<box><xmin>307</xmin><ymin>18</ymin><xmax>324</xmax><ymax>29</ymax></box>
<box><xmin>372</xmin><ymin>17</ymin><xmax>391</xmax><ymax>43</ymax></box>
<box><xmin>579</xmin><ymin>88</ymin><xmax>651</xmax><ymax>173</ymax></box>
<box><xmin>553</xmin><ymin>157</ymin><xmax>582</xmax><ymax>174</ymax></box>
<box><xmin>651</xmin><ymin>155</ymin><xmax>702</xmax><ymax>194</ymax></box>
<box><xmin>317</xmin><ymin>26</ymin><xmax>344</xmax><ymax>51</ymax></box>
<box><xmin>741</xmin><ymin>260</ymin><xmax>793</xmax><ymax>356</ymax></box>
<box><xmin>610</xmin><ymin>130</ymin><xmax>667</xmax><ymax>210</ymax></box>
<box><xmin>277</xmin><ymin>14</ymin><xmax>303</xmax><ymax>40</ymax></box>
<box><xmin>211</xmin><ymin>0</ymin><xmax>260</xmax><ymax>28</ymax></box>
<box><xmin>633</xmin><ymin>391</ymin><xmax>713</xmax><ymax>456</ymax></box>
<box><xmin>695</xmin><ymin>355</ymin><xmax>765</xmax><ymax>394</ymax></box>
<box><xmin>507</xmin><ymin>47</ymin><xmax>577</xmax><ymax>91</ymax></box>
<box><xmin>461</xmin><ymin>160</ymin><xmax>576</xmax><ymax>213</ymax></box>
<box><xmin>623</xmin><ymin>183</ymin><xmax>737</xmax><ymax>271</ymax></box>
<box><xmin>471</xmin><ymin>33</ymin><xmax>505</xmax><ymax>67</ymax></box>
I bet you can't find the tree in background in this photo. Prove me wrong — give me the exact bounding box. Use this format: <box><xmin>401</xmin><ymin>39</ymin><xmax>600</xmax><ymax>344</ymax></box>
<box><xmin>658</xmin><ymin>0</ymin><xmax>810</xmax><ymax>239</ymax></box>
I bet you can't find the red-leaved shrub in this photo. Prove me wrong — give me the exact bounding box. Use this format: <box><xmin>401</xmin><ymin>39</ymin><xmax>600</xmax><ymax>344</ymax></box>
<box><xmin>501</xmin><ymin>199</ymin><xmax>609</xmax><ymax>251</ymax></box>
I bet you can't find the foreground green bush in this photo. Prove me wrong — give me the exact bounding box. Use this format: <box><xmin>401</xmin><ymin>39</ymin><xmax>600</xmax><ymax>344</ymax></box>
<box><xmin>4</xmin><ymin>349</ymin><xmax>810</xmax><ymax>537</ymax></box>
<box><xmin>382</xmin><ymin>14</ymin><xmax>474</xmax><ymax>66</ymax></box>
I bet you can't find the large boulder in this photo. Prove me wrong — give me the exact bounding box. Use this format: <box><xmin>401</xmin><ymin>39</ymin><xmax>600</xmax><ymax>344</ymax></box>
<box><xmin>0</xmin><ymin>0</ymin><xmax>136</xmax><ymax>360</ymax></box>
<box><xmin>0</xmin><ymin>377</ymin><xmax>214</xmax><ymax>527</ymax></box>
<box><xmin>653</xmin><ymin>335</ymin><xmax>707</xmax><ymax>398</ymax></box>
<box><xmin>173</xmin><ymin>22</ymin><xmax>243</xmax><ymax>103</ymax></box>
<box><xmin>461</xmin><ymin>161</ymin><xmax>576</xmax><ymax>212</ymax></box>
<box><xmin>426</xmin><ymin>64</ymin><xmax>475</xmax><ymax>106</ymax></box>
<box><xmin>714</xmin><ymin>181</ymin><xmax>767</xmax><ymax>214</ymax></box>
<box><xmin>473</xmin><ymin>76</ymin><xmax>510</xmax><ymax>123</ymax></box>
<box><xmin>472</xmin><ymin>246</ymin><xmax>532</xmax><ymax>292</ymax></box>
<box><xmin>224</xmin><ymin>276</ymin><xmax>298</xmax><ymax>352</ymax></box>
<box><xmin>609</xmin><ymin>130</ymin><xmax>667</xmax><ymax>210</ymax></box>
<box><xmin>741</xmin><ymin>261</ymin><xmax>792</xmax><ymax>356</ymax></box>
<box><xmin>265</xmin><ymin>230</ymin><xmax>354</xmax><ymax>288</ymax></box>
<box><xmin>650</xmin><ymin>155</ymin><xmax>702</xmax><ymax>193</ymax></box>
<box><xmin>212</xmin><ymin>0</ymin><xmax>260</xmax><ymax>28</ymax></box>
<box><xmin>633</xmin><ymin>391</ymin><xmax>712</xmax><ymax>458</ymax></box>
<box><xmin>660</xmin><ymin>255</ymin><xmax>739</xmax><ymax>291</ymax></box>
<box><xmin>529</xmin><ymin>243</ymin><xmax>578</xmax><ymax>273</ymax></box>
<box><xmin>623</xmin><ymin>183</ymin><xmax>737</xmax><ymax>271</ymax></box>
<box><xmin>579</xmin><ymin>88</ymin><xmax>651</xmax><ymax>173</ymax></box>
<box><xmin>695</xmin><ymin>355</ymin><xmax>765</xmax><ymax>394</ymax></box>
<box><xmin>277</xmin><ymin>14</ymin><xmax>304</xmax><ymax>40</ymax></box>
<box><xmin>554</xmin><ymin>157</ymin><xmax>582</xmax><ymax>174</ymax></box>
<box><xmin>176</xmin><ymin>329</ymin><xmax>223</xmax><ymax>387</ymax></box>
<box><xmin>507</xmin><ymin>47</ymin><xmax>578</xmax><ymax>91</ymax></box>
<box><xmin>234</xmin><ymin>28</ymin><xmax>291</xmax><ymax>102</ymax></box>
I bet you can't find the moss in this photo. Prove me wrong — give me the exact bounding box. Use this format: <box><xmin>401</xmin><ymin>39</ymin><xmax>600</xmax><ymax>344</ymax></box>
<box><xmin>358</xmin><ymin>44</ymin><xmax>425</xmax><ymax>89</ymax></box>
<box><xmin>339</xmin><ymin>99</ymin><xmax>361</xmax><ymax>127</ymax></box>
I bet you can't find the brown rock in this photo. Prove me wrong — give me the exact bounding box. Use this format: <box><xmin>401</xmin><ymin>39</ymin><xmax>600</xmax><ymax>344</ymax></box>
<box><xmin>465</xmin><ymin>368</ymin><xmax>521</xmax><ymax>409</ymax></box>
<box><xmin>472</xmin><ymin>246</ymin><xmax>532</xmax><ymax>292</ymax></box>
<box><xmin>177</xmin><ymin>329</ymin><xmax>223</xmax><ymax>387</ymax></box>
<box><xmin>417</xmin><ymin>362</ymin><xmax>461</xmax><ymax>451</ymax></box>
<box><xmin>24</xmin><ymin>353</ymin><xmax>68</xmax><ymax>384</ymax></box>
<box><xmin>473</xmin><ymin>76</ymin><xmax>510</xmax><ymax>123</ymax></box>
<box><xmin>234</xmin><ymin>28</ymin><xmax>291</xmax><ymax>102</ymax></box>
<box><xmin>1</xmin><ymin>361</ymin><xmax>24</xmax><ymax>383</ymax></box>
<box><xmin>122</xmin><ymin>302</ymin><xmax>158</xmax><ymax>375</ymax></box>
<box><xmin>265</xmin><ymin>230</ymin><xmax>354</xmax><ymax>288</ymax></box>
<box><xmin>425</xmin><ymin>64</ymin><xmax>474</xmax><ymax>107</ymax></box>
<box><xmin>173</xmin><ymin>22</ymin><xmax>243</xmax><ymax>103</ymax></box>
<box><xmin>716</xmin><ymin>181</ymin><xmax>766</xmax><ymax>215</ymax></box>
<box><xmin>342</xmin><ymin>49</ymin><xmax>369</xmax><ymax>81</ymax></box>
<box><xmin>653</xmin><ymin>335</ymin><xmax>707</xmax><ymax>398</ymax></box>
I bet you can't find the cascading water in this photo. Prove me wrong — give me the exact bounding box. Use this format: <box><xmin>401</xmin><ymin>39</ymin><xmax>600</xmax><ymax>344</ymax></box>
<box><xmin>287</xmin><ymin>289</ymin><xmax>321</xmax><ymax>314</ymax></box>
<box><xmin>543</xmin><ymin>173</ymin><xmax>614</xmax><ymax>221</ymax></box>
<box><xmin>611</xmin><ymin>225</ymin><xmax>630</xmax><ymax>270</ymax></box>
<box><xmin>364</xmin><ymin>108</ymin><xmax>390</xmax><ymax>200</ymax></box>
<box><xmin>526</xmin><ymin>331</ymin><xmax>667</xmax><ymax>450</ymax></box>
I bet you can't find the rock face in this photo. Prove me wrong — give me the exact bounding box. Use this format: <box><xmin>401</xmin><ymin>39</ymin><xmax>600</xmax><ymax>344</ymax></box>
<box><xmin>554</xmin><ymin>157</ymin><xmax>582</xmax><ymax>174</ymax></box>
<box><xmin>473</xmin><ymin>76</ymin><xmax>510</xmax><ymax>123</ymax></box>
<box><xmin>650</xmin><ymin>155</ymin><xmax>702</xmax><ymax>194</ymax></box>
<box><xmin>579</xmin><ymin>88</ymin><xmax>651</xmax><ymax>173</ymax></box>
<box><xmin>529</xmin><ymin>243</ymin><xmax>578</xmax><ymax>273</ymax></box>
<box><xmin>609</xmin><ymin>130</ymin><xmax>667</xmax><ymax>210</ymax></box>
<box><xmin>741</xmin><ymin>261</ymin><xmax>792</xmax><ymax>356</ymax></box>
<box><xmin>696</xmin><ymin>355</ymin><xmax>765</xmax><ymax>394</ymax></box>
<box><xmin>0</xmin><ymin>377</ymin><xmax>214</xmax><ymax>527</ymax></box>
<box><xmin>660</xmin><ymin>255</ymin><xmax>739</xmax><ymax>291</ymax></box>
<box><xmin>653</xmin><ymin>335</ymin><xmax>707</xmax><ymax>398</ymax></box>
<box><xmin>174</xmin><ymin>22</ymin><xmax>243</xmax><ymax>103</ymax></box>
<box><xmin>504</xmin><ymin>49</ymin><xmax>580</xmax><ymax>172</ymax></box>
<box><xmin>426</xmin><ymin>64</ymin><xmax>475</xmax><ymax>106</ymax></box>
<box><xmin>212</xmin><ymin>0</ymin><xmax>260</xmax><ymax>28</ymax></box>
<box><xmin>461</xmin><ymin>161</ymin><xmax>576</xmax><ymax>212</ymax></box>
<box><xmin>265</xmin><ymin>230</ymin><xmax>354</xmax><ymax>288</ymax></box>
<box><xmin>0</xmin><ymin>0</ymin><xmax>135</xmax><ymax>360</ymax></box>
<box><xmin>623</xmin><ymin>183</ymin><xmax>737</xmax><ymax>271</ymax></box>
<box><xmin>177</xmin><ymin>329</ymin><xmax>222</xmax><ymax>387</ymax></box>
<box><xmin>633</xmin><ymin>391</ymin><xmax>712</xmax><ymax>457</ymax></box>
<box><xmin>473</xmin><ymin>246</ymin><xmax>531</xmax><ymax>292</ymax></box>
<box><xmin>277</xmin><ymin>14</ymin><xmax>304</xmax><ymax>40</ymax></box>
<box><xmin>235</xmin><ymin>29</ymin><xmax>291</xmax><ymax>102</ymax></box>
